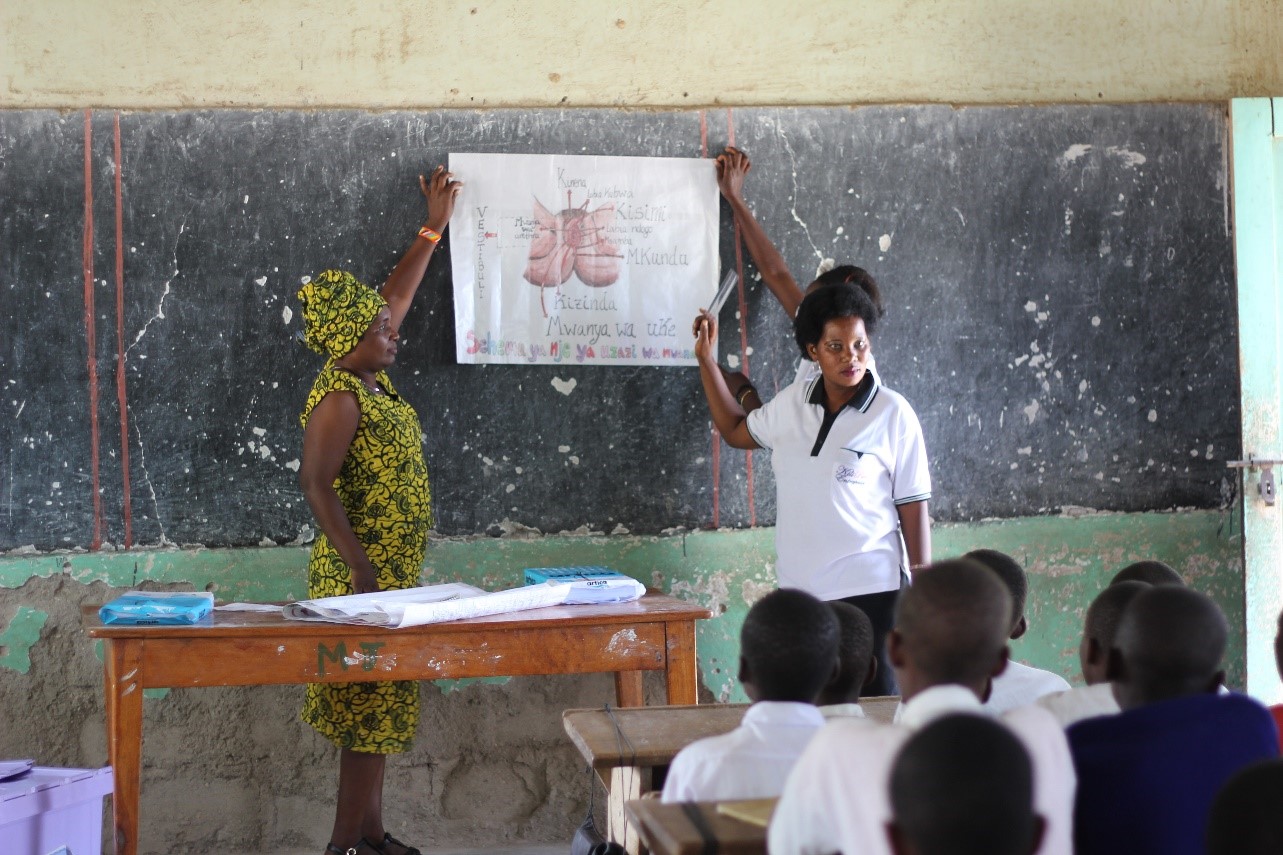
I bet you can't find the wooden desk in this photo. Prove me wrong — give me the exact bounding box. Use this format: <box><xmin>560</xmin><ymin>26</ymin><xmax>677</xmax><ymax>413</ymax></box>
<box><xmin>563</xmin><ymin>696</ymin><xmax>898</xmax><ymax>853</ymax></box>
<box><xmin>83</xmin><ymin>593</ymin><xmax>711</xmax><ymax>855</ymax></box>
<box><xmin>626</xmin><ymin>798</ymin><xmax>770</xmax><ymax>855</ymax></box>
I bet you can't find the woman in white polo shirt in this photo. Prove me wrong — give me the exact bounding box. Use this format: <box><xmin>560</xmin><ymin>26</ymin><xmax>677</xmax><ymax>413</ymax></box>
<box><xmin>694</xmin><ymin>282</ymin><xmax>932</xmax><ymax>695</ymax></box>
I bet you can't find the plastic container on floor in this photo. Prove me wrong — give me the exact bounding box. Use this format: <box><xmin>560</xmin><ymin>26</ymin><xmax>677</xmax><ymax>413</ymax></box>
<box><xmin>0</xmin><ymin>765</ymin><xmax>113</xmax><ymax>855</ymax></box>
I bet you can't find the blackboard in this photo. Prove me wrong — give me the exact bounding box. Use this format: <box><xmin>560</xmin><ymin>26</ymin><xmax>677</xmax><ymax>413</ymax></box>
<box><xmin>0</xmin><ymin>105</ymin><xmax>1237</xmax><ymax>551</ymax></box>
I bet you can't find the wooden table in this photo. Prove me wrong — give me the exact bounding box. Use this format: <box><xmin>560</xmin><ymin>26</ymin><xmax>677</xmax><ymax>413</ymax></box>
<box><xmin>563</xmin><ymin>696</ymin><xmax>898</xmax><ymax>853</ymax></box>
<box><xmin>83</xmin><ymin>593</ymin><xmax>711</xmax><ymax>855</ymax></box>
<box><xmin>626</xmin><ymin>798</ymin><xmax>771</xmax><ymax>855</ymax></box>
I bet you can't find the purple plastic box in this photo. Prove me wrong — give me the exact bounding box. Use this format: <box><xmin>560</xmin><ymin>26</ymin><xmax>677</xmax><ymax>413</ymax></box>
<box><xmin>0</xmin><ymin>766</ymin><xmax>113</xmax><ymax>855</ymax></box>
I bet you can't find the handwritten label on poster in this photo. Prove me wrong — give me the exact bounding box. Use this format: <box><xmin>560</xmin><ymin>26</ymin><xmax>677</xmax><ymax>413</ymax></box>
<box><xmin>448</xmin><ymin>153</ymin><xmax>719</xmax><ymax>366</ymax></box>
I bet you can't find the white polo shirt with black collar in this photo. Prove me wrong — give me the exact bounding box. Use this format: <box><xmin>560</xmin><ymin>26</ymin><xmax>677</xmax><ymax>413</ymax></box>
<box><xmin>745</xmin><ymin>370</ymin><xmax>931</xmax><ymax>601</ymax></box>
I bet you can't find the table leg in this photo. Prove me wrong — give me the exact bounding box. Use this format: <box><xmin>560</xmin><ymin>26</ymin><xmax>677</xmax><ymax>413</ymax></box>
<box><xmin>664</xmin><ymin>620</ymin><xmax>698</xmax><ymax>705</ymax></box>
<box><xmin>105</xmin><ymin>639</ymin><xmax>144</xmax><ymax>855</ymax></box>
<box><xmin>608</xmin><ymin>765</ymin><xmax>646</xmax><ymax>855</ymax></box>
<box><xmin>614</xmin><ymin>670</ymin><xmax>645</xmax><ymax>707</ymax></box>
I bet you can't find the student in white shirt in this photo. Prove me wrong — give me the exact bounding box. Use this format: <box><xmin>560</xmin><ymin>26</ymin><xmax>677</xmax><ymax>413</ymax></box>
<box><xmin>966</xmin><ymin>549</ymin><xmax>1071</xmax><ymax>713</ymax></box>
<box><xmin>768</xmin><ymin>559</ymin><xmax>1076</xmax><ymax>855</ymax></box>
<box><xmin>888</xmin><ymin>713</ymin><xmax>1046</xmax><ymax>855</ymax></box>
<box><xmin>660</xmin><ymin>588</ymin><xmax>839</xmax><ymax>803</ymax></box>
<box><xmin>818</xmin><ymin>601</ymin><xmax>878</xmax><ymax>720</ymax></box>
<box><xmin>1036</xmin><ymin>580</ymin><xmax>1149</xmax><ymax>727</ymax></box>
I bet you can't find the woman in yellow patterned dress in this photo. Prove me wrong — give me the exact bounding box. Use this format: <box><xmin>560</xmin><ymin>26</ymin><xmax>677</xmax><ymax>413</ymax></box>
<box><xmin>296</xmin><ymin>166</ymin><xmax>461</xmax><ymax>855</ymax></box>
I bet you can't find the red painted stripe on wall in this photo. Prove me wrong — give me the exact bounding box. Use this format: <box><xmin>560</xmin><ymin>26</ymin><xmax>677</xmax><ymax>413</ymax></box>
<box><xmin>82</xmin><ymin>110</ymin><xmax>103</xmax><ymax>549</ymax></box>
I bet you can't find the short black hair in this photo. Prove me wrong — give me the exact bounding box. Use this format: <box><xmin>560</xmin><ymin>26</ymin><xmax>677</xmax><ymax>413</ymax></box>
<box><xmin>741</xmin><ymin>588</ymin><xmax>840</xmax><ymax>702</ymax></box>
<box><xmin>893</xmin><ymin>559</ymin><xmax>1012</xmax><ymax>686</ymax></box>
<box><xmin>1111</xmin><ymin>560</ymin><xmax>1185</xmax><ymax>587</ymax></box>
<box><xmin>818</xmin><ymin>601</ymin><xmax>875</xmax><ymax>704</ymax></box>
<box><xmin>965</xmin><ymin>549</ymin><xmax>1026</xmax><ymax>630</ymax></box>
<box><xmin>1083</xmin><ymin>580</ymin><xmax>1149</xmax><ymax>651</ymax></box>
<box><xmin>809</xmin><ymin>265</ymin><xmax>885</xmax><ymax>319</ymax></box>
<box><xmin>1113</xmin><ymin>585</ymin><xmax>1227</xmax><ymax>704</ymax></box>
<box><xmin>1207</xmin><ymin>760</ymin><xmax>1283</xmax><ymax>855</ymax></box>
<box><xmin>793</xmin><ymin>281</ymin><xmax>880</xmax><ymax>359</ymax></box>
<box><xmin>890</xmin><ymin>713</ymin><xmax>1038</xmax><ymax>855</ymax></box>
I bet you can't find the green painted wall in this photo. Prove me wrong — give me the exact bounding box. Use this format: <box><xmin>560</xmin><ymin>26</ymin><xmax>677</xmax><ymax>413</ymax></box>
<box><xmin>1</xmin><ymin>507</ymin><xmax>1245</xmax><ymax>697</ymax></box>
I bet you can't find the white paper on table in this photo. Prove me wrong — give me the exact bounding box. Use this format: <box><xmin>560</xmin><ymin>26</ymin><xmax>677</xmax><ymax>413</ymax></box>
<box><xmin>216</xmin><ymin>602</ymin><xmax>287</xmax><ymax>613</ymax></box>
<box><xmin>448</xmin><ymin>152</ymin><xmax>719</xmax><ymax>367</ymax></box>
<box><xmin>281</xmin><ymin>582</ymin><xmax>572</xmax><ymax>628</ymax></box>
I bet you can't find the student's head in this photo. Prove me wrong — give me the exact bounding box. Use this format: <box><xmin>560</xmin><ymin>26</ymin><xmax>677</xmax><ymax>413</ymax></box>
<box><xmin>738</xmin><ymin>588</ymin><xmax>840</xmax><ymax>703</ymax></box>
<box><xmin>888</xmin><ymin>559</ymin><xmax>1012</xmax><ymax>702</ymax></box>
<box><xmin>1110</xmin><ymin>560</ymin><xmax>1185</xmax><ymax>587</ymax></box>
<box><xmin>816</xmin><ymin>601</ymin><xmax>876</xmax><ymax>706</ymax></box>
<box><xmin>1107</xmin><ymin>585</ymin><xmax>1227</xmax><ymax>709</ymax></box>
<box><xmin>807</xmin><ymin>263</ymin><xmax>885</xmax><ymax>319</ymax></box>
<box><xmin>1079</xmin><ymin>580</ymin><xmax>1149</xmax><ymax>685</ymax></box>
<box><xmin>1206</xmin><ymin>760</ymin><xmax>1283</xmax><ymax>855</ymax></box>
<box><xmin>964</xmin><ymin>549</ymin><xmax>1027</xmax><ymax>640</ymax></box>
<box><xmin>887</xmin><ymin>713</ymin><xmax>1045</xmax><ymax>855</ymax></box>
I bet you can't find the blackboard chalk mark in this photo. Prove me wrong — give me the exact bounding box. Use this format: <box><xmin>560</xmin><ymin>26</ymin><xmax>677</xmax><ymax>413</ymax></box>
<box><xmin>1104</xmin><ymin>146</ymin><xmax>1147</xmax><ymax>168</ymax></box>
<box><xmin>774</xmin><ymin>121</ymin><xmax>823</xmax><ymax>263</ymax></box>
<box><xmin>1060</xmin><ymin>144</ymin><xmax>1093</xmax><ymax>165</ymax></box>
<box><xmin>127</xmin><ymin>219</ymin><xmax>185</xmax><ymax>356</ymax></box>
<box><xmin>113</xmin><ymin>112</ymin><xmax>134</xmax><ymax>548</ymax></box>
<box><xmin>82</xmin><ymin>109</ymin><xmax>104</xmax><ymax>551</ymax></box>
<box><xmin>129</xmin><ymin>414</ymin><xmax>172</xmax><ymax>547</ymax></box>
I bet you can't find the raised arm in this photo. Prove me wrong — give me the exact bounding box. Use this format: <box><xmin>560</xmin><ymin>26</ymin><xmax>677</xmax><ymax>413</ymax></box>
<box><xmin>694</xmin><ymin>310</ymin><xmax>760</xmax><ymax>450</ymax></box>
<box><xmin>716</xmin><ymin>146</ymin><xmax>805</xmax><ymax>318</ymax></box>
<box><xmin>381</xmin><ymin>165</ymin><xmax>464</xmax><ymax>330</ymax></box>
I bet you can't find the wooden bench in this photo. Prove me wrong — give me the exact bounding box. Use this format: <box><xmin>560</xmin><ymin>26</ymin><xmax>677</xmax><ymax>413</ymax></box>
<box><xmin>563</xmin><ymin>696</ymin><xmax>898</xmax><ymax>853</ymax></box>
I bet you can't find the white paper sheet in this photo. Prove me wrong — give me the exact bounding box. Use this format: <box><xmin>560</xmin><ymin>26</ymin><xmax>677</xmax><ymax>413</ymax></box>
<box><xmin>282</xmin><ymin>582</ymin><xmax>571</xmax><ymax>628</ymax></box>
<box><xmin>448</xmin><ymin>152</ymin><xmax>719</xmax><ymax>366</ymax></box>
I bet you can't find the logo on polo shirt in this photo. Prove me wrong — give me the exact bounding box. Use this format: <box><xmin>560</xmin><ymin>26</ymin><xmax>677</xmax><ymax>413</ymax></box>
<box><xmin>835</xmin><ymin>463</ymin><xmax>866</xmax><ymax>485</ymax></box>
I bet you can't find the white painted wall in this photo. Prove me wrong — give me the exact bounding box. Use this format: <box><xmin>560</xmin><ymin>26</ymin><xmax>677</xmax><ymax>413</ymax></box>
<box><xmin>3</xmin><ymin>0</ymin><xmax>1281</xmax><ymax>108</ymax></box>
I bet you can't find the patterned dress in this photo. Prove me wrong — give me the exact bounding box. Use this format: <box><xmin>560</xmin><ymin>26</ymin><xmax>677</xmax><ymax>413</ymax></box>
<box><xmin>299</xmin><ymin>365</ymin><xmax>432</xmax><ymax>753</ymax></box>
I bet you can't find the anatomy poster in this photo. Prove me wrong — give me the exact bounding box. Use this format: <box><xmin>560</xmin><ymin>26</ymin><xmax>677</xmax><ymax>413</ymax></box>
<box><xmin>448</xmin><ymin>152</ymin><xmax>718</xmax><ymax>366</ymax></box>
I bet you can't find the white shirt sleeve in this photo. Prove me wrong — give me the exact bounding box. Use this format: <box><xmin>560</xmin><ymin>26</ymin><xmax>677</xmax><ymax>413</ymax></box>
<box><xmin>1001</xmin><ymin>705</ymin><xmax>1078</xmax><ymax>855</ymax></box>
<box><xmin>768</xmin><ymin>730</ymin><xmax>842</xmax><ymax>855</ymax></box>
<box><xmin>890</xmin><ymin>399</ymin><xmax>932</xmax><ymax>505</ymax></box>
<box><xmin>659</xmin><ymin>744</ymin><xmax>699</xmax><ymax>803</ymax></box>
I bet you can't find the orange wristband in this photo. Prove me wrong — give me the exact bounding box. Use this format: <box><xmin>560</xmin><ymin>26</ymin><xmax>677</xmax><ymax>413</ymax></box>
<box><xmin>417</xmin><ymin>226</ymin><xmax>442</xmax><ymax>243</ymax></box>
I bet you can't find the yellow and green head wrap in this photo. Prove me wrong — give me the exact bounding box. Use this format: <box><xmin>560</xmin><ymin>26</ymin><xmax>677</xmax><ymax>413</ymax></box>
<box><xmin>297</xmin><ymin>270</ymin><xmax>388</xmax><ymax>360</ymax></box>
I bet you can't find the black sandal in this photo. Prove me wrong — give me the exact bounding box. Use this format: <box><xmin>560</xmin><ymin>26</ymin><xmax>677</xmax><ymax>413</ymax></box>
<box><xmin>325</xmin><ymin>842</ymin><xmax>372</xmax><ymax>855</ymax></box>
<box><xmin>368</xmin><ymin>832</ymin><xmax>422</xmax><ymax>855</ymax></box>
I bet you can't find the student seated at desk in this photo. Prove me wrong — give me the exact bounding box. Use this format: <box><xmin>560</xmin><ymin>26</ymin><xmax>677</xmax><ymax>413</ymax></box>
<box><xmin>818</xmin><ymin>601</ymin><xmax>878</xmax><ymax>720</ymax></box>
<box><xmin>769</xmin><ymin>559</ymin><xmax>1076</xmax><ymax>855</ymax></box>
<box><xmin>1068</xmin><ymin>585</ymin><xmax>1278</xmax><ymax>855</ymax></box>
<box><xmin>1035</xmin><ymin>581</ymin><xmax>1147</xmax><ymax>727</ymax></box>
<box><xmin>887</xmin><ymin>713</ymin><xmax>1045</xmax><ymax>855</ymax></box>
<box><xmin>965</xmin><ymin>549</ymin><xmax>1071</xmax><ymax>713</ymax></box>
<box><xmin>660</xmin><ymin>588</ymin><xmax>838</xmax><ymax>803</ymax></box>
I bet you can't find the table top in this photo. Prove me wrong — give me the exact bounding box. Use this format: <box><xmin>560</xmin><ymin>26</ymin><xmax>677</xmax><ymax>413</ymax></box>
<box><xmin>83</xmin><ymin>592</ymin><xmax>712</xmax><ymax>639</ymax></box>
<box><xmin>563</xmin><ymin>696</ymin><xmax>900</xmax><ymax>770</ymax></box>
<box><xmin>626</xmin><ymin>798</ymin><xmax>769</xmax><ymax>855</ymax></box>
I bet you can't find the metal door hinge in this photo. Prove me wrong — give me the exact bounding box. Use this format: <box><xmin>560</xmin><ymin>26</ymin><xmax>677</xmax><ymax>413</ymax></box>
<box><xmin>1226</xmin><ymin>455</ymin><xmax>1283</xmax><ymax>506</ymax></box>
